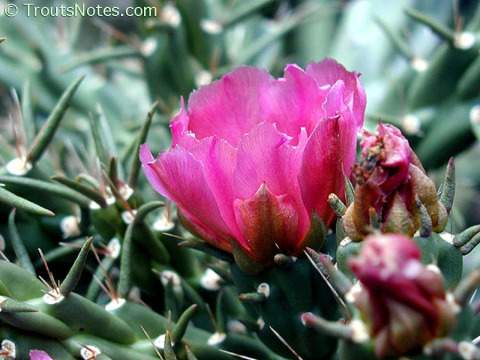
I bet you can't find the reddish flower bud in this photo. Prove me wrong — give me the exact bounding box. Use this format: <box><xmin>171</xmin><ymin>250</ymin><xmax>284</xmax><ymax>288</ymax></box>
<box><xmin>348</xmin><ymin>234</ymin><xmax>457</xmax><ymax>358</ymax></box>
<box><xmin>344</xmin><ymin>123</ymin><xmax>448</xmax><ymax>240</ymax></box>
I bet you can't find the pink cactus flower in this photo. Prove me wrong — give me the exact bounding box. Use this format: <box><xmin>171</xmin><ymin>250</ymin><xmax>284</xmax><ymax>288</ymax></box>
<box><xmin>344</xmin><ymin>123</ymin><xmax>448</xmax><ymax>240</ymax></box>
<box><xmin>348</xmin><ymin>234</ymin><xmax>456</xmax><ymax>358</ymax></box>
<box><xmin>29</xmin><ymin>350</ymin><xmax>55</xmax><ymax>360</ymax></box>
<box><xmin>141</xmin><ymin>59</ymin><xmax>365</xmax><ymax>266</ymax></box>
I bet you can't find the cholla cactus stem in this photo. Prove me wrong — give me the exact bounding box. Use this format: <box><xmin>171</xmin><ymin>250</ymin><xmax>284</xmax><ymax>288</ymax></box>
<box><xmin>59</xmin><ymin>237</ymin><xmax>92</xmax><ymax>296</ymax></box>
<box><xmin>238</xmin><ymin>292</ymin><xmax>267</xmax><ymax>304</ymax></box>
<box><xmin>0</xmin><ymin>186</ymin><xmax>55</xmax><ymax>216</ymax></box>
<box><xmin>117</xmin><ymin>221</ymin><xmax>134</xmax><ymax>298</ymax></box>
<box><xmin>8</xmin><ymin>208</ymin><xmax>35</xmax><ymax>275</ymax></box>
<box><xmin>305</xmin><ymin>248</ymin><xmax>352</xmax><ymax>296</ymax></box>
<box><xmin>135</xmin><ymin>201</ymin><xmax>165</xmax><ymax>223</ymax></box>
<box><xmin>0</xmin><ymin>176</ymin><xmax>92</xmax><ymax>207</ymax></box>
<box><xmin>301</xmin><ymin>312</ymin><xmax>353</xmax><ymax>341</ymax></box>
<box><xmin>424</xmin><ymin>338</ymin><xmax>459</xmax><ymax>358</ymax></box>
<box><xmin>26</xmin><ymin>75</ymin><xmax>85</xmax><ymax>165</ymax></box>
<box><xmin>88</xmin><ymin>244</ymin><xmax>119</xmax><ymax>302</ymax></box>
<box><xmin>375</xmin><ymin>17</ymin><xmax>414</xmax><ymax>60</ymax></box>
<box><xmin>164</xmin><ymin>330</ymin><xmax>178</xmax><ymax>360</ymax></box>
<box><xmin>404</xmin><ymin>8</ymin><xmax>456</xmax><ymax>45</ymax></box>
<box><xmin>0</xmin><ymin>296</ymin><xmax>38</xmax><ymax>313</ymax></box>
<box><xmin>51</xmin><ymin>175</ymin><xmax>107</xmax><ymax>208</ymax></box>
<box><xmin>205</xmin><ymin>263</ymin><xmax>233</xmax><ymax>284</ymax></box>
<box><xmin>185</xmin><ymin>345</ymin><xmax>198</xmax><ymax>360</ymax></box>
<box><xmin>454</xmin><ymin>267</ymin><xmax>480</xmax><ymax>306</ymax></box>
<box><xmin>171</xmin><ymin>304</ymin><xmax>198</xmax><ymax>344</ymax></box>
<box><xmin>37</xmin><ymin>248</ymin><xmax>61</xmax><ymax>301</ymax></box>
<box><xmin>127</xmin><ymin>101</ymin><xmax>158</xmax><ymax>188</ymax></box>
<box><xmin>268</xmin><ymin>325</ymin><xmax>303</xmax><ymax>360</ymax></box>
<box><xmin>305</xmin><ymin>248</ymin><xmax>352</xmax><ymax>319</ymax></box>
<box><xmin>141</xmin><ymin>325</ymin><xmax>165</xmax><ymax>360</ymax></box>
<box><xmin>460</xmin><ymin>233</ymin><xmax>480</xmax><ymax>255</ymax></box>
<box><xmin>454</xmin><ymin>224</ymin><xmax>480</xmax><ymax>247</ymax></box>
<box><xmin>273</xmin><ymin>253</ymin><xmax>295</xmax><ymax>267</ymax></box>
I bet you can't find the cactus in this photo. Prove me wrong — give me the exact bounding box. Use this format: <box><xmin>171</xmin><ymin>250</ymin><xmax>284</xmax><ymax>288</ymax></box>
<box><xmin>2</xmin><ymin>1</ymin><xmax>480</xmax><ymax>360</ymax></box>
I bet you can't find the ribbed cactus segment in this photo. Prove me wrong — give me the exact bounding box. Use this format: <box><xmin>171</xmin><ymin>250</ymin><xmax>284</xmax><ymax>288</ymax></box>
<box><xmin>26</xmin><ymin>75</ymin><xmax>85</xmax><ymax>166</ymax></box>
<box><xmin>0</xmin><ymin>186</ymin><xmax>55</xmax><ymax>216</ymax></box>
<box><xmin>232</xmin><ymin>258</ymin><xmax>339</xmax><ymax>360</ymax></box>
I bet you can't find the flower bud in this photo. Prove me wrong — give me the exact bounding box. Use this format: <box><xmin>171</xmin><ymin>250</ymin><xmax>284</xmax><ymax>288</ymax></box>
<box><xmin>344</xmin><ymin>123</ymin><xmax>448</xmax><ymax>241</ymax></box>
<box><xmin>348</xmin><ymin>234</ymin><xmax>457</xmax><ymax>358</ymax></box>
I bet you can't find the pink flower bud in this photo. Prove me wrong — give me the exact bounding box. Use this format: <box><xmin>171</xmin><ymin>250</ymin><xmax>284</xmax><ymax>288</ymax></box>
<box><xmin>141</xmin><ymin>59</ymin><xmax>365</xmax><ymax>268</ymax></box>
<box><xmin>344</xmin><ymin>123</ymin><xmax>447</xmax><ymax>240</ymax></box>
<box><xmin>348</xmin><ymin>234</ymin><xmax>457</xmax><ymax>358</ymax></box>
<box><xmin>30</xmin><ymin>350</ymin><xmax>55</xmax><ymax>360</ymax></box>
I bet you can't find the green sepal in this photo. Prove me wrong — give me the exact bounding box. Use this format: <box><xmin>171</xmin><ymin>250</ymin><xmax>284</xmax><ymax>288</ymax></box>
<box><xmin>230</xmin><ymin>240</ymin><xmax>265</xmax><ymax>275</ymax></box>
<box><xmin>178</xmin><ymin>240</ymin><xmax>234</xmax><ymax>263</ymax></box>
<box><xmin>302</xmin><ymin>211</ymin><xmax>327</xmax><ymax>251</ymax></box>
